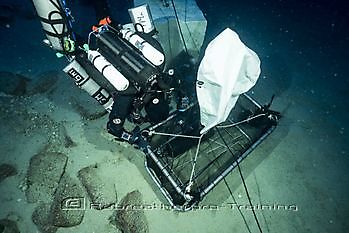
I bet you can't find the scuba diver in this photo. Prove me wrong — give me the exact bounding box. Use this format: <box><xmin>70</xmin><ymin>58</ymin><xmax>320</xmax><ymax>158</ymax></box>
<box><xmin>86</xmin><ymin>0</ymin><xmax>141</xmax><ymax>143</ymax></box>
<box><xmin>76</xmin><ymin>0</ymin><xmax>140</xmax><ymax>144</ymax></box>
<box><xmin>31</xmin><ymin>0</ymin><xmax>280</xmax><ymax>211</ymax></box>
<box><xmin>32</xmin><ymin>0</ymin><xmax>170</xmax><ymax>147</ymax></box>
<box><xmin>85</xmin><ymin>0</ymin><xmax>169</xmax><ymax>145</ymax></box>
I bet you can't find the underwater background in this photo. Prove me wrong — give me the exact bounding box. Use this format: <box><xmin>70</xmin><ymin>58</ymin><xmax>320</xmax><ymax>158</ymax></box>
<box><xmin>0</xmin><ymin>0</ymin><xmax>348</xmax><ymax>232</ymax></box>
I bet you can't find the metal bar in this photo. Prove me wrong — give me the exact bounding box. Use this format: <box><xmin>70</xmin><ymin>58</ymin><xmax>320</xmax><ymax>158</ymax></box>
<box><xmin>208</xmin><ymin>138</ymin><xmax>229</xmax><ymax>148</ymax></box>
<box><xmin>148</xmin><ymin>103</ymin><xmax>195</xmax><ymax>131</ymax></box>
<box><xmin>144</xmin><ymin>161</ymin><xmax>175</xmax><ymax>207</ymax></box>
<box><xmin>235</xmin><ymin>125</ymin><xmax>252</xmax><ymax>142</ymax></box>
<box><xmin>206</xmin><ymin>145</ymin><xmax>224</xmax><ymax>154</ymax></box>
<box><xmin>145</xmin><ymin>146</ymin><xmax>192</xmax><ymax>201</ymax></box>
<box><xmin>243</xmin><ymin>93</ymin><xmax>262</xmax><ymax>109</ymax></box>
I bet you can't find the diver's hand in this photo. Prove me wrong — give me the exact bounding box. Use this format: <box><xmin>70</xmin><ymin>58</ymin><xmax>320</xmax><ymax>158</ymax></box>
<box><xmin>129</xmin><ymin>126</ymin><xmax>148</xmax><ymax>151</ymax></box>
<box><xmin>129</xmin><ymin>126</ymin><xmax>140</xmax><ymax>144</ymax></box>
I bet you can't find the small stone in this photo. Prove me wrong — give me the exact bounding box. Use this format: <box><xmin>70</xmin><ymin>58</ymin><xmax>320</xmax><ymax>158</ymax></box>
<box><xmin>32</xmin><ymin>203</ymin><xmax>58</xmax><ymax>233</ymax></box>
<box><xmin>0</xmin><ymin>71</ymin><xmax>28</xmax><ymax>96</ymax></box>
<box><xmin>110</xmin><ymin>190</ymin><xmax>148</xmax><ymax>233</ymax></box>
<box><xmin>0</xmin><ymin>219</ymin><xmax>20</xmax><ymax>233</ymax></box>
<box><xmin>25</xmin><ymin>152</ymin><xmax>68</xmax><ymax>203</ymax></box>
<box><xmin>78</xmin><ymin>164</ymin><xmax>117</xmax><ymax>210</ymax></box>
<box><xmin>50</xmin><ymin>175</ymin><xmax>85</xmax><ymax>227</ymax></box>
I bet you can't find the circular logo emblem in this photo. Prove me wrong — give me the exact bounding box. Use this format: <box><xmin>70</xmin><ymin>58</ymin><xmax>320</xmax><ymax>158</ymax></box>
<box><xmin>113</xmin><ymin>118</ymin><xmax>122</xmax><ymax>124</ymax></box>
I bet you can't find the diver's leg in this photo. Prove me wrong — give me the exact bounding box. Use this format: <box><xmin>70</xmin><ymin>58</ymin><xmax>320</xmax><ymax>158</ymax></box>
<box><xmin>107</xmin><ymin>93</ymin><xmax>133</xmax><ymax>139</ymax></box>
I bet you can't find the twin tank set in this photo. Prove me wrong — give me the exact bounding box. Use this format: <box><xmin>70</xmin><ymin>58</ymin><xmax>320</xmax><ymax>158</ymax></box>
<box><xmin>32</xmin><ymin>0</ymin><xmax>167</xmax><ymax>113</ymax></box>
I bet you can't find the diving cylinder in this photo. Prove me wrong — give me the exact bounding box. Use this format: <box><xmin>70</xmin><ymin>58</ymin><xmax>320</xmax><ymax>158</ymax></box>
<box><xmin>87</xmin><ymin>50</ymin><xmax>129</xmax><ymax>91</ymax></box>
<box><xmin>32</xmin><ymin>0</ymin><xmax>70</xmax><ymax>52</ymax></box>
<box><xmin>120</xmin><ymin>29</ymin><xmax>165</xmax><ymax>66</ymax></box>
<box><xmin>63</xmin><ymin>60</ymin><xmax>114</xmax><ymax>112</ymax></box>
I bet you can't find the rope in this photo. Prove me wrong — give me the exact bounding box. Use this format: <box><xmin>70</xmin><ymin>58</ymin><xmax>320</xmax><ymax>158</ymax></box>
<box><xmin>146</xmin><ymin>129</ymin><xmax>204</xmax><ymax>193</ymax></box>
<box><xmin>148</xmin><ymin>113</ymin><xmax>266</xmax><ymax>196</ymax></box>
<box><xmin>217</xmin><ymin>113</ymin><xmax>267</xmax><ymax>128</ymax></box>
<box><xmin>216</xmin><ymin>127</ymin><xmax>263</xmax><ymax>233</ymax></box>
<box><xmin>147</xmin><ymin>131</ymin><xmax>201</xmax><ymax>139</ymax></box>
<box><xmin>186</xmin><ymin>133</ymin><xmax>204</xmax><ymax>192</ymax></box>
<box><xmin>223</xmin><ymin>178</ymin><xmax>252</xmax><ymax>233</ymax></box>
<box><xmin>170</xmin><ymin>0</ymin><xmax>189</xmax><ymax>54</ymax></box>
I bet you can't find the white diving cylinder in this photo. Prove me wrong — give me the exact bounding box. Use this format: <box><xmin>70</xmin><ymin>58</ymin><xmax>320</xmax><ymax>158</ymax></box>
<box><xmin>63</xmin><ymin>60</ymin><xmax>114</xmax><ymax>112</ymax></box>
<box><xmin>87</xmin><ymin>50</ymin><xmax>129</xmax><ymax>91</ymax></box>
<box><xmin>32</xmin><ymin>0</ymin><xmax>69</xmax><ymax>52</ymax></box>
<box><xmin>120</xmin><ymin>29</ymin><xmax>165</xmax><ymax>66</ymax></box>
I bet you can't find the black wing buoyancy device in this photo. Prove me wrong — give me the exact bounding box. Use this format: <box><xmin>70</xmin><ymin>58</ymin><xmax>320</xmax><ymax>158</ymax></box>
<box><xmin>32</xmin><ymin>0</ymin><xmax>74</xmax><ymax>53</ymax></box>
<box><xmin>90</xmin><ymin>28</ymin><xmax>162</xmax><ymax>90</ymax></box>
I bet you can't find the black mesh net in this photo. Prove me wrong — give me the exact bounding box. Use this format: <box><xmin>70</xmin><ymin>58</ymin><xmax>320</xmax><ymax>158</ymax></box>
<box><xmin>145</xmin><ymin>94</ymin><xmax>279</xmax><ymax>208</ymax></box>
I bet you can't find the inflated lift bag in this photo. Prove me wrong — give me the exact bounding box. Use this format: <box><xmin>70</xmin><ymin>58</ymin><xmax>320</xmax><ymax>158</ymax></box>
<box><xmin>196</xmin><ymin>28</ymin><xmax>261</xmax><ymax>134</ymax></box>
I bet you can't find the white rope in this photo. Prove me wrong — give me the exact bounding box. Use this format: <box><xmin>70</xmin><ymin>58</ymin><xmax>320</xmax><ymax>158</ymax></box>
<box><xmin>87</xmin><ymin>27</ymin><xmax>100</xmax><ymax>48</ymax></box>
<box><xmin>185</xmin><ymin>133</ymin><xmax>204</xmax><ymax>193</ymax></box>
<box><xmin>147</xmin><ymin>113</ymin><xmax>266</xmax><ymax>193</ymax></box>
<box><xmin>147</xmin><ymin>131</ymin><xmax>202</xmax><ymax>139</ymax></box>
<box><xmin>145</xmin><ymin>129</ymin><xmax>204</xmax><ymax>193</ymax></box>
<box><xmin>217</xmin><ymin>113</ymin><xmax>267</xmax><ymax>128</ymax></box>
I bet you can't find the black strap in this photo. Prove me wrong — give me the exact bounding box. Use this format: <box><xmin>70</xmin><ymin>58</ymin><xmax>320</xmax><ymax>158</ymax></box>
<box><xmin>92</xmin><ymin>54</ymin><xmax>101</xmax><ymax>65</ymax></box>
<box><xmin>39</xmin><ymin>15</ymin><xmax>66</xmax><ymax>25</ymax></box>
<box><xmin>42</xmin><ymin>28</ymin><xmax>70</xmax><ymax>38</ymax></box>
<box><xmin>101</xmin><ymin>64</ymin><xmax>111</xmax><ymax>74</ymax></box>
<box><xmin>39</xmin><ymin>6</ymin><xmax>73</xmax><ymax>40</ymax></box>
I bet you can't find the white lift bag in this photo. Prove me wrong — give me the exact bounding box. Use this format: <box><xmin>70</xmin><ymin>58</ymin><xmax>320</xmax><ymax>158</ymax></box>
<box><xmin>196</xmin><ymin>28</ymin><xmax>261</xmax><ymax>134</ymax></box>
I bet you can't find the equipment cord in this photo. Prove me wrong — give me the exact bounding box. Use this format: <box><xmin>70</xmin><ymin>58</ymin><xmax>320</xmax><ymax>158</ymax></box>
<box><xmin>216</xmin><ymin>127</ymin><xmax>263</xmax><ymax>233</ymax></box>
<box><xmin>170</xmin><ymin>0</ymin><xmax>189</xmax><ymax>54</ymax></box>
<box><xmin>223</xmin><ymin>178</ymin><xmax>252</xmax><ymax>233</ymax></box>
